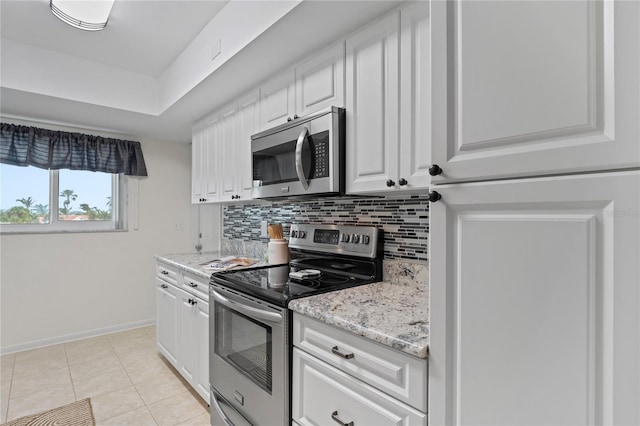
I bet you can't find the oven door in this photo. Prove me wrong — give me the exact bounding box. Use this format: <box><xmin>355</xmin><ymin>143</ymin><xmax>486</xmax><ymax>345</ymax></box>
<box><xmin>251</xmin><ymin>107</ymin><xmax>343</xmax><ymax>198</ymax></box>
<box><xmin>209</xmin><ymin>284</ymin><xmax>288</xmax><ymax>426</ymax></box>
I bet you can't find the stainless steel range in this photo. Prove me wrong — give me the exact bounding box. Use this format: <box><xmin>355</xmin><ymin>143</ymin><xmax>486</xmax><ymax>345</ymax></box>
<box><xmin>209</xmin><ymin>223</ymin><xmax>383</xmax><ymax>426</ymax></box>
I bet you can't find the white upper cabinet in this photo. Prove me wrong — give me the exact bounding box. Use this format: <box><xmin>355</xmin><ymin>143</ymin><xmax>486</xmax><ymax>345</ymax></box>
<box><xmin>260</xmin><ymin>41</ymin><xmax>346</xmax><ymax>130</ymax></box>
<box><xmin>430</xmin><ymin>0</ymin><xmax>640</xmax><ymax>183</ymax></box>
<box><xmin>345</xmin><ymin>12</ymin><xmax>400</xmax><ymax>194</ymax></box>
<box><xmin>219</xmin><ymin>102</ymin><xmax>238</xmax><ymax>203</ymax></box>
<box><xmin>192</xmin><ymin>115</ymin><xmax>221</xmax><ymax>204</ymax></box>
<box><xmin>399</xmin><ymin>1</ymin><xmax>431</xmax><ymax>190</ymax></box>
<box><xmin>192</xmin><ymin>92</ymin><xmax>258</xmax><ymax>204</ymax></box>
<box><xmin>345</xmin><ymin>2</ymin><xmax>430</xmax><ymax>195</ymax></box>
<box><xmin>295</xmin><ymin>42</ymin><xmax>345</xmax><ymax>118</ymax></box>
<box><xmin>428</xmin><ymin>171</ymin><xmax>640</xmax><ymax>426</ymax></box>
<box><xmin>259</xmin><ymin>71</ymin><xmax>296</xmax><ymax>130</ymax></box>
<box><xmin>236</xmin><ymin>90</ymin><xmax>260</xmax><ymax>200</ymax></box>
<box><xmin>191</xmin><ymin>128</ymin><xmax>206</xmax><ymax>204</ymax></box>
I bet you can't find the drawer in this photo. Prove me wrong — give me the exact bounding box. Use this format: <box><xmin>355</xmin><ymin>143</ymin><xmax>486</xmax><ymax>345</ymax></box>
<box><xmin>293</xmin><ymin>314</ymin><xmax>427</xmax><ymax>411</ymax></box>
<box><xmin>156</xmin><ymin>262</ymin><xmax>179</xmax><ymax>286</ymax></box>
<box><xmin>182</xmin><ymin>271</ymin><xmax>209</xmax><ymax>301</ymax></box>
<box><xmin>292</xmin><ymin>348</ymin><xmax>426</xmax><ymax>426</ymax></box>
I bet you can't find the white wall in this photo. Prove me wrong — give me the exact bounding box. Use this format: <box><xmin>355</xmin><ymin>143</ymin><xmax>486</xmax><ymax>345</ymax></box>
<box><xmin>0</xmin><ymin>139</ymin><xmax>192</xmax><ymax>353</ymax></box>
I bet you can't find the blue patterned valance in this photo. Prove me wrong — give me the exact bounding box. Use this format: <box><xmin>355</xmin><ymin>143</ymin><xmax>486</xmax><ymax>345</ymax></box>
<box><xmin>0</xmin><ymin>123</ymin><xmax>148</xmax><ymax>176</ymax></box>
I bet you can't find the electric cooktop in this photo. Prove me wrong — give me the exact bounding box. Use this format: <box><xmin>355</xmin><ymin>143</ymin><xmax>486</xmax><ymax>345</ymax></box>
<box><xmin>210</xmin><ymin>224</ymin><xmax>383</xmax><ymax>308</ymax></box>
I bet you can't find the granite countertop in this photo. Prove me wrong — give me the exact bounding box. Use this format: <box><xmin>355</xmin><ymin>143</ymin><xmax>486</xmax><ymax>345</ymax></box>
<box><xmin>288</xmin><ymin>272</ymin><xmax>429</xmax><ymax>359</ymax></box>
<box><xmin>158</xmin><ymin>252</ymin><xmax>429</xmax><ymax>358</ymax></box>
<box><xmin>155</xmin><ymin>251</ymin><xmax>269</xmax><ymax>279</ymax></box>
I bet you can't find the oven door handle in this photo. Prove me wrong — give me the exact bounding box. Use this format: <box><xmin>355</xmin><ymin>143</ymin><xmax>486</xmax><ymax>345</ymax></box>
<box><xmin>295</xmin><ymin>126</ymin><xmax>310</xmax><ymax>190</ymax></box>
<box><xmin>211</xmin><ymin>289</ymin><xmax>283</xmax><ymax>324</ymax></box>
<box><xmin>211</xmin><ymin>387</ymin><xmax>253</xmax><ymax>426</ymax></box>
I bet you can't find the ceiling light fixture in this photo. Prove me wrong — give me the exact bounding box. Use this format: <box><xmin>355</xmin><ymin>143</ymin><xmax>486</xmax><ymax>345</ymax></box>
<box><xmin>50</xmin><ymin>0</ymin><xmax>115</xmax><ymax>31</ymax></box>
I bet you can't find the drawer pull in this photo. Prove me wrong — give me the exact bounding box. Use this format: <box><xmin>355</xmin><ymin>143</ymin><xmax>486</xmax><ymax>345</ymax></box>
<box><xmin>160</xmin><ymin>284</ymin><xmax>168</xmax><ymax>289</ymax></box>
<box><xmin>331</xmin><ymin>346</ymin><xmax>354</xmax><ymax>360</ymax></box>
<box><xmin>188</xmin><ymin>282</ymin><xmax>198</xmax><ymax>287</ymax></box>
<box><xmin>331</xmin><ymin>410</ymin><xmax>353</xmax><ymax>426</ymax></box>
<box><xmin>161</xmin><ymin>270</ymin><xmax>169</xmax><ymax>275</ymax></box>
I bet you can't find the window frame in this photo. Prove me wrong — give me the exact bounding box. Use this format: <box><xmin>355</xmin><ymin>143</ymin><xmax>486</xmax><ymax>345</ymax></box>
<box><xmin>0</xmin><ymin>167</ymin><xmax>127</xmax><ymax>234</ymax></box>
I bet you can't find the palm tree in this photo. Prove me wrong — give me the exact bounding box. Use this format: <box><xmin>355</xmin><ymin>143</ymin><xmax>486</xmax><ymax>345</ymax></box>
<box><xmin>16</xmin><ymin>197</ymin><xmax>34</xmax><ymax>211</ymax></box>
<box><xmin>34</xmin><ymin>203</ymin><xmax>49</xmax><ymax>216</ymax></box>
<box><xmin>59</xmin><ymin>189</ymin><xmax>77</xmax><ymax>215</ymax></box>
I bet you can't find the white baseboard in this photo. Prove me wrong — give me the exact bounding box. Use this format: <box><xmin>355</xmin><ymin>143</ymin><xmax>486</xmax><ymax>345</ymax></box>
<box><xmin>1</xmin><ymin>318</ymin><xmax>156</xmax><ymax>355</ymax></box>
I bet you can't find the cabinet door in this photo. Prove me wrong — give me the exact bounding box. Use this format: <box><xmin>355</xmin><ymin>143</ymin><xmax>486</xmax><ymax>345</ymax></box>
<box><xmin>177</xmin><ymin>289</ymin><xmax>196</xmax><ymax>384</ymax></box>
<box><xmin>219</xmin><ymin>102</ymin><xmax>238</xmax><ymax>202</ymax></box>
<box><xmin>430</xmin><ymin>0</ymin><xmax>640</xmax><ymax>183</ymax></box>
<box><xmin>345</xmin><ymin>12</ymin><xmax>400</xmax><ymax>194</ymax></box>
<box><xmin>194</xmin><ymin>298</ymin><xmax>210</xmax><ymax>402</ymax></box>
<box><xmin>204</xmin><ymin>117</ymin><xmax>221</xmax><ymax>202</ymax></box>
<box><xmin>428</xmin><ymin>171</ymin><xmax>640</xmax><ymax>426</ymax></box>
<box><xmin>399</xmin><ymin>1</ymin><xmax>430</xmax><ymax>191</ymax></box>
<box><xmin>259</xmin><ymin>71</ymin><xmax>295</xmax><ymax>130</ymax></box>
<box><xmin>191</xmin><ymin>129</ymin><xmax>206</xmax><ymax>203</ymax></box>
<box><xmin>156</xmin><ymin>278</ymin><xmax>179</xmax><ymax>366</ymax></box>
<box><xmin>292</xmin><ymin>348</ymin><xmax>426</xmax><ymax>426</ymax></box>
<box><xmin>295</xmin><ymin>41</ymin><xmax>345</xmax><ymax>117</ymax></box>
<box><xmin>236</xmin><ymin>90</ymin><xmax>260</xmax><ymax>200</ymax></box>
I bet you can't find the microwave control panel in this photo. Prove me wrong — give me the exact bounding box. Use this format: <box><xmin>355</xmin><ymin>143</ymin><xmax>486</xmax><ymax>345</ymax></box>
<box><xmin>311</xmin><ymin>133</ymin><xmax>330</xmax><ymax>179</ymax></box>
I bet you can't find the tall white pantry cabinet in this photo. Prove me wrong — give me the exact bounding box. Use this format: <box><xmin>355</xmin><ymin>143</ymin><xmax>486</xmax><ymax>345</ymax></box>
<box><xmin>427</xmin><ymin>1</ymin><xmax>640</xmax><ymax>426</ymax></box>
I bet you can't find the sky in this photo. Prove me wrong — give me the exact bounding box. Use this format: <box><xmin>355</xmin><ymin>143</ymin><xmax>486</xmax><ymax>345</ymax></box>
<box><xmin>0</xmin><ymin>164</ymin><xmax>112</xmax><ymax>212</ymax></box>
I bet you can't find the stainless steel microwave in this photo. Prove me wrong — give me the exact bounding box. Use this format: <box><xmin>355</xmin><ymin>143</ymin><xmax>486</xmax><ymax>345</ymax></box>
<box><xmin>251</xmin><ymin>106</ymin><xmax>345</xmax><ymax>199</ymax></box>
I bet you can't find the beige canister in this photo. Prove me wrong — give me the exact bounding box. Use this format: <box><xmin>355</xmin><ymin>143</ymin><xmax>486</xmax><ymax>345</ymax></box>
<box><xmin>268</xmin><ymin>239</ymin><xmax>289</xmax><ymax>264</ymax></box>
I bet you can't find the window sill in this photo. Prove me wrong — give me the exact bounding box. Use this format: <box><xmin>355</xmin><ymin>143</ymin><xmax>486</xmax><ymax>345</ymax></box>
<box><xmin>0</xmin><ymin>228</ymin><xmax>129</xmax><ymax>235</ymax></box>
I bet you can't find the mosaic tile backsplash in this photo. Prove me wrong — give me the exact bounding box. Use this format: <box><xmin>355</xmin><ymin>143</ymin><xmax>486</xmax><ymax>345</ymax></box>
<box><xmin>223</xmin><ymin>195</ymin><xmax>429</xmax><ymax>261</ymax></box>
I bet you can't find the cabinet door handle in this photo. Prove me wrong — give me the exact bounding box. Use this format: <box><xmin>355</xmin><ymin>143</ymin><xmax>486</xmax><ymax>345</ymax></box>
<box><xmin>160</xmin><ymin>284</ymin><xmax>168</xmax><ymax>289</ymax></box>
<box><xmin>188</xmin><ymin>282</ymin><xmax>197</xmax><ymax>287</ymax></box>
<box><xmin>428</xmin><ymin>191</ymin><xmax>442</xmax><ymax>202</ymax></box>
<box><xmin>429</xmin><ymin>164</ymin><xmax>443</xmax><ymax>176</ymax></box>
<box><xmin>386</xmin><ymin>179</ymin><xmax>395</xmax><ymax>187</ymax></box>
<box><xmin>192</xmin><ymin>299</ymin><xmax>197</xmax><ymax>305</ymax></box>
<box><xmin>331</xmin><ymin>346</ymin><xmax>354</xmax><ymax>359</ymax></box>
<box><xmin>331</xmin><ymin>410</ymin><xmax>354</xmax><ymax>426</ymax></box>
<box><xmin>398</xmin><ymin>178</ymin><xmax>408</xmax><ymax>186</ymax></box>
<box><xmin>161</xmin><ymin>270</ymin><xmax>169</xmax><ymax>275</ymax></box>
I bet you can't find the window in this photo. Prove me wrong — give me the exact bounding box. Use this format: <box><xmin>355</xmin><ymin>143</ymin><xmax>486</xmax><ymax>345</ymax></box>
<box><xmin>0</xmin><ymin>164</ymin><xmax>126</xmax><ymax>233</ymax></box>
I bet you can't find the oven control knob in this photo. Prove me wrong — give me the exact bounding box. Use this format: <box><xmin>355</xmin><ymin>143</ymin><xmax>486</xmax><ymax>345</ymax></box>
<box><xmin>362</xmin><ymin>235</ymin><xmax>370</xmax><ymax>245</ymax></box>
<box><xmin>341</xmin><ymin>233</ymin><xmax>350</xmax><ymax>242</ymax></box>
<box><xmin>291</xmin><ymin>230</ymin><xmax>298</xmax><ymax>238</ymax></box>
<box><xmin>299</xmin><ymin>230</ymin><xmax>306</xmax><ymax>238</ymax></box>
<box><xmin>350</xmin><ymin>234</ymin><xmax>360</xmax><ymax>243</ymax></box>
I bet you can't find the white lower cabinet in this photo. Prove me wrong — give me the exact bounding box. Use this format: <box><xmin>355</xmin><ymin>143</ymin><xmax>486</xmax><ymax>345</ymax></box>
<box><xmin>292</xmin><ymin>314</ymin><xmax>427</xmax><ymax>425</ymax></box>
<box><xmin>156</xmin><ymin>262</ymin><xmax>210</xmax><ymax>402</ymax></box>
<box><xmin>156</xmin><ymin>277</ymin><xmax>179</xmax><ymax>366</ymax></box>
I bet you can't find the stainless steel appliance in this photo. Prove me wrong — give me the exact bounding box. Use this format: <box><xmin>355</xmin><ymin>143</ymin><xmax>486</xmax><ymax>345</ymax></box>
<box><xmin>209</xmin><ymin>223</ymin><xmax>383</xmax><ymax>425</ymax></box>
<box><xmin>251</xmin><ymin>106</ymin><xmax>345</xmax><ymax>199</ymax></box>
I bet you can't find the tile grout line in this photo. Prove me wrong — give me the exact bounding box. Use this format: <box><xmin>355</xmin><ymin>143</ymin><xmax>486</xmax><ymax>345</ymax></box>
<box><xmin>100</xmin><ymin>331</ymin><xmax>160</xmax><ymax>425</ymax></box>
<box><xmin>3</xmin><ymin>356</ymin><xmax>15</xmax><ymax>423</ymax></box>
<box><xmin>63</xmin><ymin>342</ymin><xmax>79</xmax><ymax>403</ymax></box>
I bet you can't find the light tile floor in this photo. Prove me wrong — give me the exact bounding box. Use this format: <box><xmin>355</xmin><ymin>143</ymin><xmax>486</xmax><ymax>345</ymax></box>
<box><xmin>0</xmin><ymin>326</ymin><xmax>210</xmax><ymax>425</ymax></box>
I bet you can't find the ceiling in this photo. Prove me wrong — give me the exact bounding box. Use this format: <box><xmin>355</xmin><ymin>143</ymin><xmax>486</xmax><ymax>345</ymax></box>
<box><xmin>0</xmin><ymin>0</ymin><xmax>399</xmax><ymax>143</ymax></box>
<box><xmin>0</xmin><ymin>0</ymin><xmax>229</xmax><ymax>77</ymax></box>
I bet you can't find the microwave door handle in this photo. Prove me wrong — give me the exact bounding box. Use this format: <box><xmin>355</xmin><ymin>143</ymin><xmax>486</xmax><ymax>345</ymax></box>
<box><xmin>211</xmin><ymin>289</ymin><xmax>283</xmax><ymax>324</ymax></box>
<box><xmin>295</xmin><ymin>126</ymin><xmax>310</xmax><ymax>190</ymax></box>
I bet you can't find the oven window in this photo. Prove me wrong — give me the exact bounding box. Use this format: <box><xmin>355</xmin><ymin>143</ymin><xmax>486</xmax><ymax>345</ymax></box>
<box><xmin>214</xmin><ymin>304</ymin><xmax>273</xmax><ymax>393</ymax></box>
<box><xmin>253</xmin><ymin>130</ymin><xmax>329</xmax><ymax>185</ymax></box>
